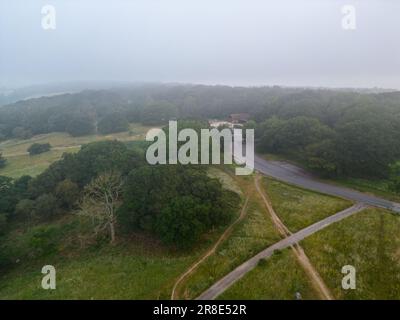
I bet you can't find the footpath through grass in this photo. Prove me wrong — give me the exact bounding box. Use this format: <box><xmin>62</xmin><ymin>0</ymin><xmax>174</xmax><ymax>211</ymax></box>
<box><xmin>176</xmin><ymin>174</ymin><xmax>282</xmax><ymax>299</ymax></box>
<box><xmin>218</xmin><ymin>248</ymin><xmax>318</xmax><ymax>300</ymax></box>
<box><xmin>301</xmin><ymin>207</ymin><xmax>400</xmax><ymax>299</ymax></box>
<box><xmin>0</xmin><ymin>167</ymin><xmax>241</xmax><ymax>299</ymax></box>
<box><xmin>263</xmin><ymin>177</ymin><xmax>353</xmax><ymax>232</ymax></box>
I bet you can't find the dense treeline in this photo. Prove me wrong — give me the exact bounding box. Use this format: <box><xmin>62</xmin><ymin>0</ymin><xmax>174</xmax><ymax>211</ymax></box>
<box><xmin>0</xmin><ymin>137</ymin><xmax>239</xmax><ymax>269</ymax></box>
<box><xmin>0</xmin><ymin>84</ymin><xmax>399</xmax><ymax>178</ymax></box>
<box><xmin>253</xmin><ymin>91</ymin><xmax>400</xmax><ymax>178</ymax></box>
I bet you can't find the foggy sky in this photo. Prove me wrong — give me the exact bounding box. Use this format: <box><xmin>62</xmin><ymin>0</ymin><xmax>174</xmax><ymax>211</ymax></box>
<box><xmin>1</xmin><ymin>0</ymin><xmax>399</xmax><ymax>89</ymax></box>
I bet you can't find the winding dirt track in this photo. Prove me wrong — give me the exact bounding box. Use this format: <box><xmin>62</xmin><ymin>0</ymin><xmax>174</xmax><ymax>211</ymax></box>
<box><xmin>171</xmin><ymin>196</ymin><xmax>249</xmax><ymax>300</ymax></box>
<box><xmin>196</xmin><ymin>202</ymin><xmax>366</xmax><ymax>300</ymax></box>
<box><xmin>253</xmin><ymin>174</ymin><xmax>334</xmax><ymax>300</ymax></box>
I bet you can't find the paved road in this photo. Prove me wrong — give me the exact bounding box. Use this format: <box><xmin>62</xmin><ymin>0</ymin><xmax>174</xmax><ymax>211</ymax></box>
<box><xmin>254</xmin><ymin>155</ymin><xmax>400</xmax><ymax>213</ymax></box>
<box><xmin>196</xmin><ymin>203</ymin><xmax>366</xmax><ymax>300</ymax></box>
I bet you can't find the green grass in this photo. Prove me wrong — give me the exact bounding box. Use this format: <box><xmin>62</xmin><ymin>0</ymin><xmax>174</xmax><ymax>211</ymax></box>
<box><xmin>178</xmin><ymin>176</ymin><xmax>282</xmax><ymax>299</ymax></box>
<box><xmin>329</xmin><ymin>177</ymin><xmax>400</xmax><ymax>202</ymax></box>
<box><xmin>0</xmin><ymin>148</ymin><xmax>80</xmax><ymax>178</ymax></box>
<box><xmin>0</xmin><ymin>166</ymin><xmax>241</xmax><ymax>300</ymax></box>
<box><xmin>0</xmin><ymin>123</ymin><xmax>156</xmax><ymax>178</ymax></box>
<box><xmin>0</xmin><ymin>238</ymin><xmax>205</xmax><ymax>299</ymax></box>
<box><xmin>0</xmin><ymin>248</ymin><xmax>207</xmax><ymax>299</ymax></box>
<box><xmin>218</xmin><ymin>248</ymin><xmax>318</xmax><ymax>300</ymax></box>
<box><xmin>207</xmin><ymin>166</ymin><xmax>243</xmax><ymax>196</ymax></box>
<box><xmin>301</xmin><ymin>208</ymin><xmax>400</xmax><ymax>299</ymax></box>
<box><xmin>263</xmin><ymin>177</ymin><xmax>353</xmax><ymax>232</ymax></box>
<box><xmin>0</xmin><ymin>211</ymin><xmax>238</xmax><ymax>300</ymax></box>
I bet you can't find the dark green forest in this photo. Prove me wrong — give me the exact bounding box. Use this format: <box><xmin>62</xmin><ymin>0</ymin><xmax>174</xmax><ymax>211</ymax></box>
<box><xmin>0</xmin><ymin>139</ymin><xmax>239</xmax><ymax>271</ymax></box>
<box><xmin>1</xmin><ymin>84</ymin><xmax>399</xmax><ymax>178</ymax></box>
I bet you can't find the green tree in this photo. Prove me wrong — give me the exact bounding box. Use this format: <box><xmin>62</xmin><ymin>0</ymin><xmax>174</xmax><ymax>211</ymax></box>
<box><xmin>66</xmin><ymin>114</ymin><xmax>95</xmax><ymax>137</ymax></box>
<box><xmin>12</xmin><ymin>126</ymin><xmax>32</xmax><ymax>139</ymax></box>
<box><xmin>34</xmin><ymin>194</ymin><xmax>60</xmax><ymax>219</ymax></box>
<box><xmin>155</xmin><ymin>197</ymin><xmax>205</xmax><ymax>248</ymax></box>
<box><xmin>118</xmin><ymin>165</ymin><xmax>236</xmax><ymax>247</ymax></box>
<box><xmin>27</xmin><ymin>143</ymin><xmax>51</xmax><ymax>155</ymax></box>
<box><xmin>55</xmin><ymin>179</ymin><xmax>80</xmax><ymax>209</ymax></box>
<box><xmin>98</xmin><ymin>113</ymin><xmax>129</xmax><ymax>134</ymax></box>
<box><xmin>15</xmin><ymin>198</ymin><xmax>36</xmax><ymax>223</ymax></box>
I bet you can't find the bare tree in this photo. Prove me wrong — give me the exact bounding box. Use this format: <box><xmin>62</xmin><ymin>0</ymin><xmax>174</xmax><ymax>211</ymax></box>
<box><xmin>78</xmin><ymin>171</ymin><xmax>123</xmax><ymax>244</ymax></box>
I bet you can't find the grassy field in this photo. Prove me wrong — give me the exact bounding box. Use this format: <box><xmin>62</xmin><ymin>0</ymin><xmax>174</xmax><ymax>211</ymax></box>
<box><xmin>175</xmin><ymin>174</ymin><xmax>282</xmax><ymax>299</ymax></box>
<box><xmin>301</xmin><ymin>208</ymin><xmax>400</xmax><ymax>299</ymax></box>
<box><xmin>0</xmin><ymin>228</ymin><xmax>212</xmax><ymax>299</ymax></box>
<box><xmin>218</xmin><ymin>248</ymin><xmax>318</xmax><ymax>300</ymax></box>
<box><xmin>0</xmin><ymin>167</ymin><xmax>242</xmax><ymax>299</ymax></box>
<box><xmin>0</xmin><ymin>123</ymin><xmax>155</xmax><ymax>178</ymax></box>
<box><xmin>0</xmin><ymin>148</ymin><xmax>80</xmax><ymax>178</ymax></box>
<box><xmin>263</xmin><ymin>177</ymin><xmax>352</xmax><ymax>232</ymax></box>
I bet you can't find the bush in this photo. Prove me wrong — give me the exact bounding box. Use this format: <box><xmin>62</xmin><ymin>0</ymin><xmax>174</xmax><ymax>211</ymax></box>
<box><xmin>27</xmin><ymin>143</ymin><xmax>51</xmax><ymax>155</ymax></box>
<box><xmin>29</xmin><ymin>226</ymin><xmax>60</xmax><ymax>257</ymax></box>
<box><xmin>34</xmin><ymin>194</ymin><xmax>60</xmax><ymax>219</ymax></box>
<box><xmin>15</xmin><ymin>199</ymin><xmax>35</xmax><ymax>222</ymax></box>
<box><xmin>55</xmin><ymin>179</ymin><xmax>80</xmax><ymax>209</ymax></box>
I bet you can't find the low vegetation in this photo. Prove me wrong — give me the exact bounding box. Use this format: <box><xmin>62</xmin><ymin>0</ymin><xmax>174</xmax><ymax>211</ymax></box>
<box><xmin>262</xmin><ymin>177</ymin><xmax>352</xmax><ymax>232</ymax></box>
<box><xmin>301</xmin><ymin>207</ymin><xmax>400</xmax><ymax>299</ymax></box>
<box><xmin>218</xmin><ymin>249</ymin><xmax>318</xmax><ymax>300</ymax></box>
<box><xmin>175</xmin><ymin>174</ymin><xmax>282</xmax><ymax>299</ymax></box>
<box><xmin>0</xmin><ymin>217</ymin><xmax>223</xmax><ymax>299</ymax></box>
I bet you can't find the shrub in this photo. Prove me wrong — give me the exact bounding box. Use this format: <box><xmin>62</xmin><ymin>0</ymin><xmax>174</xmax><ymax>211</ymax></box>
<box><xmin>34</xmin><ymin>194</ymin><xmax>60</xmax><ymax>219</ymax></box>
<box><xmin>27</xmin><ymin>143</ymin><xmax>51</xmax><ymax>155</ymax></box>
<box><xmin>29</xmin><ymin>226</ymin><xmax>59</xmax><ymax>257</ymax></box>
<box><xmin>55</xmin><ymin>179</ymin><xmax>80</xmax><ymax>209</ymax></box>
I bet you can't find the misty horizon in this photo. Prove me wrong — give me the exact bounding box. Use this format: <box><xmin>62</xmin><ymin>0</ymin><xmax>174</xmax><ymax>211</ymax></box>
<box><xmin>1</xmin><ymin>0</ymin><xmax>399</xmax><ymax>89</ymax></box>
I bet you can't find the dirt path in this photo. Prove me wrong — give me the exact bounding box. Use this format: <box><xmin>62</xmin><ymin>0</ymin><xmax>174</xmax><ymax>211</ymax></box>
<box><xmin>171</xmin><ymin>196</ymin><xmax>250</xmax><ymax>300</ymax></box>
<box><xmin>197</xmin><ymin>202</ymin><xmax>365</xmax><ymax>300</ymax></box>
<box><xmin>254</xmin><ymin>173</ymin><xmax>334</xmax><ymax>300</ymax></box>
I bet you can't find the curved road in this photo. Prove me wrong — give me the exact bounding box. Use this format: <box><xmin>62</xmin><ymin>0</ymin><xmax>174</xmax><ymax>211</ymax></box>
<box><xmin>254</xmin><ymin>155</ymin><xmax>400</xmax><ymax>213</ymax></box>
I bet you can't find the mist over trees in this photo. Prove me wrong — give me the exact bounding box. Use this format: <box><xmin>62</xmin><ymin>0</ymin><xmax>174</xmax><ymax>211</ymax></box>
<box><xmin>0</xmin><ymin>84</ymin><xmax>399</xmax><ymax>178</ymax></box>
